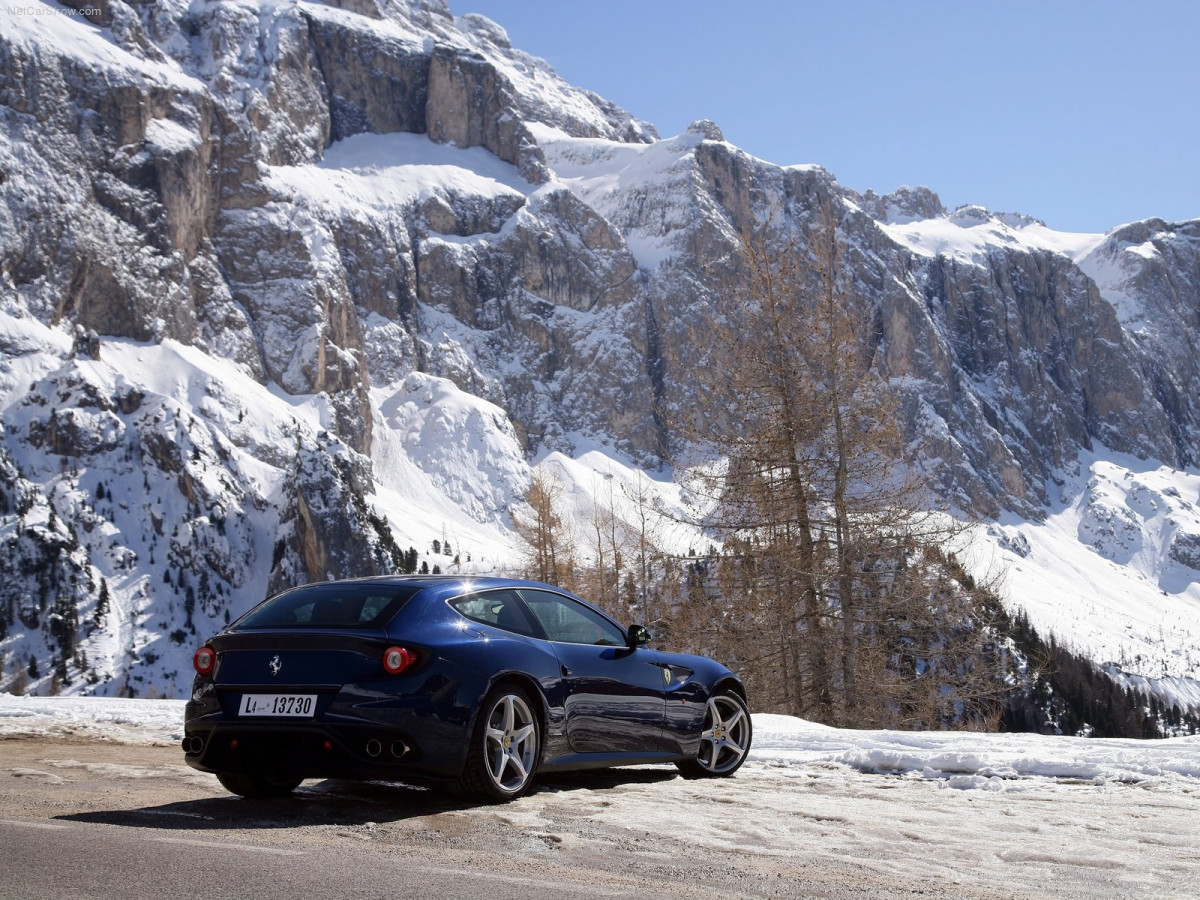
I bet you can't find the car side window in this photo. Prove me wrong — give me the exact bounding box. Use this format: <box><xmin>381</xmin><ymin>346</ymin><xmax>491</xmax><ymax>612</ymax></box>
<box><xmin>519</xmin><ymin>590</ymin><xmax>627</xmax><ymax>646</ymax></box>
<box><xmin>450</xmin><ymin>590</ymin><xmax>541</xmax><ymax>638</ymax></box>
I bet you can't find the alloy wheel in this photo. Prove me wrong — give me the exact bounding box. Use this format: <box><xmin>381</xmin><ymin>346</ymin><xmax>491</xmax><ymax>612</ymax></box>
<box><xmin>484</xmin><ymin>692</ymin><xmax>538</xmax><ymax>794</ymax></box>
<box><xmin>697</xmin><ymin>693</ymin><xmax>751</xmax><ymax>774</ymax></box>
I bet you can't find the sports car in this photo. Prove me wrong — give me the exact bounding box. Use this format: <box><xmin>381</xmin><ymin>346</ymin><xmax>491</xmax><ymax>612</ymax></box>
<box><xmin>183</xmin><ymin>576</ymin><xmax>751</xmax><ymax>801</ymax></box>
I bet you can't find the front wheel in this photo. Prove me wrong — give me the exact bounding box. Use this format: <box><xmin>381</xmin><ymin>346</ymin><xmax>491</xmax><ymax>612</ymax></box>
<box><xmin>216</xmin><ymin>771</ymin><xmax>303</xmax><ymax>798</ymax></box>
<box><xmin>457</xmin><ymin>685</ymin><xmax>541</xmax><ymax>802</ymax></box>
<box><xmin>677</xmin><ymin>690</ymin><xmax>752</xmax><ymax>778</ymax></box>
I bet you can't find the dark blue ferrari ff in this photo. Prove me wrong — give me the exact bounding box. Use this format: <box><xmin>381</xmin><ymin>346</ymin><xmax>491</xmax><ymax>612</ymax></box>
<box><xmin>184</xmin><ymin>576</ymin><xmax>751</xmax><ymax>801</ymax></box>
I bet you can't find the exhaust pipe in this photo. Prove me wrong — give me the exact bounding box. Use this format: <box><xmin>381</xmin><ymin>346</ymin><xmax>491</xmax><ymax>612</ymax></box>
<box><xmin>390</xmin><ymin>740</ymin><xmax>409</xmax><ymax>759</ymax></box>
<box><xmin>183</xmin><ymin>736</ymin><xmax>204</xmax><ymax>755</ymax></box>
<box><xmin>365</xmin><ymin>739</ymin><xmax>382</xmax><ymax>758</ymax></box>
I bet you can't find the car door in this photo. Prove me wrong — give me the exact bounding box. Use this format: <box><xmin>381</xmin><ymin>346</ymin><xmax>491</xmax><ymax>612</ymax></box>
<box><xmin>518</xmin><ymin>589</ymin><xmax>666</xmax><ymax>754</ymax></box>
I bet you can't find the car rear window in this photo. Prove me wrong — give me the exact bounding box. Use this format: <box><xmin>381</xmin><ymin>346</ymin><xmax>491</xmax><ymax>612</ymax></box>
<box><xmin>234</xmin><ymin>583</ymin><xmax>419</xmax><ymax>630</ymax></box>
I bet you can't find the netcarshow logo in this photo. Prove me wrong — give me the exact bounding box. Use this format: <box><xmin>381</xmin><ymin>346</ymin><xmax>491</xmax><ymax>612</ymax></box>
<box><xmin>8</xmin><ymin>5</ymin><xmax>102</xmax><ymax>16</ymax></box>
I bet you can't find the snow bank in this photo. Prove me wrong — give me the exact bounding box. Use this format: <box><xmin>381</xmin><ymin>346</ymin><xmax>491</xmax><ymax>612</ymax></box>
<box><xmin>753</xmin><ymin>714</ymin><xmax>1200</xmax><ymax>789</ymax></box>
<box><xmin>0</xmin><ymin>695</ymin><xmax>185</xmax><ymax>745</ymax></box>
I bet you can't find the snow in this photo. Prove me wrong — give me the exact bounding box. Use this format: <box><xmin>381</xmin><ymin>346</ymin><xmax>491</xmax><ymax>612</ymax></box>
<box><xmin>755</xmin><ymin>713</ymin><xmax>1200</xmax><ymax>786</ymax></box>
<box><xmin>294</xmin><ymin>0</ymin><xmax>428</xmax><ymax>47</ymax></box>
<box><xmin>1077</xmin><ymin>246</ymin><xmax>1144</xmax><ymax>327</ymax></box>
<box><xmin>878</xmin><ymin>209</ymin><xmax>1105</xmax><ymax>267</ymax></box>
<box><xmin>0</xmin><ymin>694</ymin><xmax>187</xmax><ymax>745</ymax></box>
<box><xmin>267</xmin><ymin>131</ymin><xmax>533</xmax><ymax>215</ymax></box>
<box><xmin>1071</xmin><ymin>228</ymin><xmax>1185</xmax><ymax>331</ymax></box>
<box><xmin>372</xmin><ymin>371</ymin><xmax>529</xmax><ymax>528</ymax></box>
<box><xmin>143</xmin><ymin>118</ymin><xmax>201</xmax><ymax>155</ymax></box>
<box><xmin>967</xmin><ymin>448</ymin><xmax>1200</xmax><ymax>711</ymax></box>
<box><xmin>534</xmin><ymin>449</ymin><xmax>707</xmax><ymax>561</ymax></box>
<box><xmin>0</xmin><ymin>327</ymin><xmax>312</xmax><ymax>695</ymax></box>
<box><xmin>0</xmin><ymin>1</ymin><xmax>205</xmax><ymax>91</ymax></box>
<box><xmin>530</xmin><ymin>124</ymin><xmax>715</xmax><ymax>270</ymax></box>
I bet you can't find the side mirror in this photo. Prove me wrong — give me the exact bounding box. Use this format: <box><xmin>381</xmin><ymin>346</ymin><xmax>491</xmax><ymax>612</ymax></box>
<box><xmin>626</xmin><ymin>624</ymin><xmax>651</xmax><ymax>648</ymax></box>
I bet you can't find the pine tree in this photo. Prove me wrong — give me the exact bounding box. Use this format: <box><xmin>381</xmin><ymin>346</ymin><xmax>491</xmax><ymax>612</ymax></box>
<box><xmin>93</xmin><ymin>578</ymin><xmax>110</xmax><ymax>627</ymax></box>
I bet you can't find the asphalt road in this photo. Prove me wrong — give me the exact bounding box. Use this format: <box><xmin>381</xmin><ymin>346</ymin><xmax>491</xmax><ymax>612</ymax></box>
<box><xmin>0</xmin><ymin>818</ymin><xmax>632</xmax><ymax>900</ymax></box>
<box><xmin>2</xmin><ymin>738</ymin><xmax>652</xmax><ymax>900</ymax></box>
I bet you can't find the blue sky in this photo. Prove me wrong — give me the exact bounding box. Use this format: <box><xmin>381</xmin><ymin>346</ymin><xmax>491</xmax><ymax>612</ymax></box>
<box><xmin>454</xmin><ymin>0</ymin><xmax>1198</xmax><ymax>233</ymax></box>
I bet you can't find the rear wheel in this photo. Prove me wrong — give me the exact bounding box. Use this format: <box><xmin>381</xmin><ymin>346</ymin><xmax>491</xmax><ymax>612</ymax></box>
<box><xmin>676</xmin><ymin>690</ymin><xmax>752</xmax><ymax>778</ymax></box>
<box><xmin>215</xmin><ymin>771</ymin><xmax>304</xmax><ymax>798</ymax></box>
<box><xmin>458</xmin><ymin>684</ymin><xmax>540</xmax><ymax>802</ymax></box>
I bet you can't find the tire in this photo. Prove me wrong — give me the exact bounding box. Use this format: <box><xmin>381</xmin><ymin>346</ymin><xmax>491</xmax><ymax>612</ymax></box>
<box><xmin>216</xmin><ymin>770</ymin><xmax>304</xmax><ymax>798</ymax></box>
<box><xmin>457</xmin><ymin>684</ymin><xmax>541</xmax><ymax>802</ymax></box>
<box><xmin>676</xmin><ymin>689</ymin><xmax>752</xmax><ymax>778</ymax></box>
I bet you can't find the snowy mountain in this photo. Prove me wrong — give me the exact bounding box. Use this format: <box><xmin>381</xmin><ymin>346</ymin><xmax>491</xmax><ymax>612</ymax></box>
<box><xmin>1</xmin><ymin>1</ymin><xmax>1197</xmax><ymax>709</ymax></box>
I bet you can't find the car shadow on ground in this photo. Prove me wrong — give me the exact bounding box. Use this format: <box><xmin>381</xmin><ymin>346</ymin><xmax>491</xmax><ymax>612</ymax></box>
<box><xmin>536</xmin><ymin>766</ymin><xmax>679</xmax><ymax>793</ymax></box>
<box><xmin>55</xmin><ymin>767</ymin><xmax>680</xmax><ymax>831</ymax></box>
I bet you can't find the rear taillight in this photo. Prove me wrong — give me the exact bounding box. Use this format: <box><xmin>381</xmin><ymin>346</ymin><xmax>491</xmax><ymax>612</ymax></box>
<box><xmin>193</xmin><ymin>645</ymin><xmax>216</xmax><ymax>677</ymax></box>
<box><xmin>382</xmin><ymin>645</ymin><xmax>417</xmax><ymax>675</ymax></box>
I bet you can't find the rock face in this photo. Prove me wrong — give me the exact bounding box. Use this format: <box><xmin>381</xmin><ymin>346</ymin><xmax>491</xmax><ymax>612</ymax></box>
<box><xmin>1</xmin><ymin>1</ymin><xmax>1198</xmax><ymax>697</ymax></box>
<box><xmin>0</xmin><ymin>0</ymin><xmax>652</xmax><ymax>455</ymax></box>
<box><xmin>1075</xmin><ymin>219</ymin><xmax>1200</xmax><ymax>462</ymax></box>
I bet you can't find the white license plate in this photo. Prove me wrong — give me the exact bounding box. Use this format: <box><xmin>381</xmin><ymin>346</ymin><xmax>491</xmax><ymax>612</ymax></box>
<box><xmin>238</xmin><ymin>694</ymin><xmax>317</xmax><ymax>717</ymax></box>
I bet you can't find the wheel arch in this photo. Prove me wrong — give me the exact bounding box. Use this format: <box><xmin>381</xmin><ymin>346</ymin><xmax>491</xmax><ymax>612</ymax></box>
<box><xmin>713</xmin><ymin>675</ymin><xmax>748</xmax><ymax>705</ymax></box>
<box><xmin>482</xmin><ymin>671</ymin><xmax>550</xmax><ymax>752</ymax></box>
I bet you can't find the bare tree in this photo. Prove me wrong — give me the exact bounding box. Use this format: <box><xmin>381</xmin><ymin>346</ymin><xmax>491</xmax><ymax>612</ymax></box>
<box><xmin>680</xmin><ymin>219</ymin><xmax>836</xmax><ymax>720</ymax></box>
<box><xmin>621</xmin><ymin>470</ymin><xmax>669</xmax><ymax>630</ymax></box>
<box><xmin>581</xmin><ymin>474</ymin><xmax>624</xmax><ymax>611</ymax></box>
<box><xmin>513</xmin><ymin>471</ymin><xmax>576</xmax><ymax>588</ymax></box>
<box><xmin>677</xmin><ymin>203</ymin><xmax>1006</xmax><ymax>727</ymax></box>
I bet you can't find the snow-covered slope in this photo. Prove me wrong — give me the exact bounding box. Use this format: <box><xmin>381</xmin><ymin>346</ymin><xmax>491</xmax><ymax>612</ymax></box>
<box><xmin>970</xmin><ymin>450</ymin><xmax>1200</xmax><ymax>711</ymax></box>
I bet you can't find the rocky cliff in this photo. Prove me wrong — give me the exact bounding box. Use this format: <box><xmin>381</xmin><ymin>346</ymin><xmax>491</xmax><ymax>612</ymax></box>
<box><xmin>1</xmin><ymin>0</ymin><xmax>1197</xmax><ymax>698</ymax></box>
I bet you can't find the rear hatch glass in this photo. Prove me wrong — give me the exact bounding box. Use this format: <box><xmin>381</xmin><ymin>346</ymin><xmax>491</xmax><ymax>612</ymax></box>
<box><xmin>233</xmin><ymin>582</ymin><xmax>420</xmax><ymax>631</ymax></box>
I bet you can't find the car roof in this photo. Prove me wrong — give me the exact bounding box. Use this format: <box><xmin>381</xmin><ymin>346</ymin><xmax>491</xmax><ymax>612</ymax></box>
<box><xmin>287</xmin><ymin>575</ymin><xmax>567</xmax><ymax>604</ymax></box>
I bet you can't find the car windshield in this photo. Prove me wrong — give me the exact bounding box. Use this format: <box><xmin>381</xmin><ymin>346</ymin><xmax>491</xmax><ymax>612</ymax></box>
<box><xmin>234</xmin><ymin>583</ymin><xmax>419</xmax><ymax>630</ymax></box>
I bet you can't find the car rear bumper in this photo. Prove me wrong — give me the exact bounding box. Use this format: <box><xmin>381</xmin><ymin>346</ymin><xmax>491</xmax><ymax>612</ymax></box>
<box><xmin>182</xmin><ymin>717</ymin><xmax>463</xmax><ymax>781</ymax></box>
<box><xmin>183</xmin><ymin>672</ymin><xmax>483</xmax><ymax>782</ymax></box>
